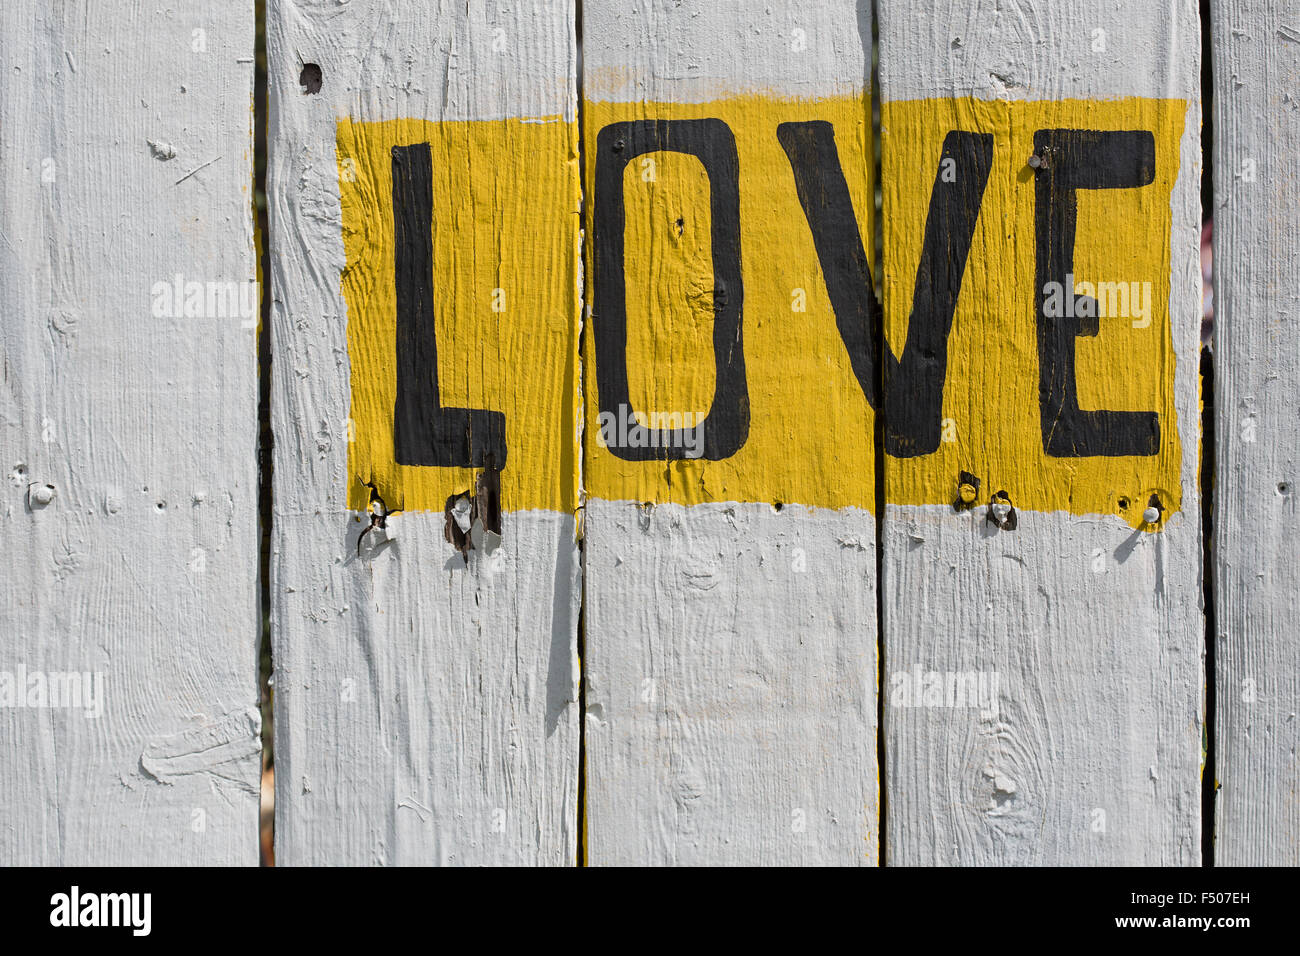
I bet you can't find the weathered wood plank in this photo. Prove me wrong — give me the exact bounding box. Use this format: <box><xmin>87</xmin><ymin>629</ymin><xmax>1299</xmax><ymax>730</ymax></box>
<box><xmin>1210</xmin><ymin>0</ymin><xmax>1300</xmax><ymax>866</ymax></box>
<box><xmin>0</xmin><ymin>2</ymin><xmax>260</xmax><ymax>863</ymax></box>
<box><xmin>878</xmin><ymin>0</ymin><xmax>1204</xmax><ymax>864</ymax></box>
<box><xmin>267</xmin><ymin>0</ymin><xmax>581</xmax><ymax>864</ymax></box>
<box><xmin>582</xmin><ymin>0</ymin><xmax>879</xmax><ymax>865</ymax></box>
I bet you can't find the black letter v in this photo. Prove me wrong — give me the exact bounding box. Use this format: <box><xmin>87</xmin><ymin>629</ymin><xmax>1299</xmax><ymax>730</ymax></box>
<box><xmin>779</xmin><ymin>122</ymin><xmax>993</xmax><ymax>457</ymax></box>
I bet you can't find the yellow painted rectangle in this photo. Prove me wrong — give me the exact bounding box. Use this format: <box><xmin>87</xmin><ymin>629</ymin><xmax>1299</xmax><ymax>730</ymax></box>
<box><xmin>882</xmin><ymin>96</ymin><xmax>1186</xmax><ymax>526</ymax></box>
<box><xmin>582</xmin><ymin>93</ymin><xmax>877</xmax><ymax>511</ymax></box>
<box><xmin>337</xmin><ymin>116</ymin><xmax>581</xmax><ymax>515</ymax></box>
<box><xmin>335</xmin><ymin>95</ymin><xmax>1187</xmax><ymax>526</ymax></box>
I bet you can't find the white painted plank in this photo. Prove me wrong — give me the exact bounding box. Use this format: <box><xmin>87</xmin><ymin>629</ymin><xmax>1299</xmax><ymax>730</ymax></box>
<box><xmin>584</xmin><ymin>502</ymin><xmax>877</xmax><ymax>865</ymax></box>
<box><xmin>267</xmin><ymin>0</ymin><xmax>581</xmax><ymax>865</ymax></box>
<box><xmin>1210</xmin><ymin>0</ymin><xmax>1300</xmax><ymax>866</ymax></box>
<box><xmin>879</xmin><ymin>0</ymin><xmax>1204</xmax><ymax>864</ymax></box>
<box><xmin>582</xmin><ymin>0</ymin><xmax>879</xmax><ymax>865</ymax></box>
<box><xmin>0</xmin><ymin>3</ymin><xmax>260</xmax><ymax>863</ymax></box>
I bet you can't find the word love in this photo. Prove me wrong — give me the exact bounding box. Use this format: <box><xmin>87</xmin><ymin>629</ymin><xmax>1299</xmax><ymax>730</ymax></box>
<box><xmin>389</xmin><ymin>120</ymin><xmax>1162</xmax><ymax>471</ymax></box>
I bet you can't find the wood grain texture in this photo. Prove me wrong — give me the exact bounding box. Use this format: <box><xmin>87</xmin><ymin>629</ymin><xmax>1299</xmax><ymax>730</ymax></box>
<box><xmin>582</xmin><ymin>0</ymin><xmax>879</xmax><ymax>865</ymax></box>
<box><xmin>584</xmin><ymin>501</ymin><xmax>877</xmax><ymax>865</ymax></box>
<box><xmin>267</xmin><ymin>0</ymin><xmax>581</xmax><ymax>865</ymax></box>
<box><xmin>0</xmin><ymin>2</ymin><xmax>260</xmax><ymax>863</ymax></box>
<box><xmin>879</xmin><ymin>0</ymin><xmax>1205</xmax><ymax>865</ymax></box>
<box><xmin>1210</xmin><ymin>0</ymin><xmax>1300</xmax><ymax>866</ymax></box>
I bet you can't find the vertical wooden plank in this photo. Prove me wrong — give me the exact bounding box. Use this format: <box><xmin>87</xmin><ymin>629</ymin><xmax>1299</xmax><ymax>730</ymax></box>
<box><xmin>582</xmin><ymin>0</ymin><xmax>879</xmax><ymax>865</ymax></box>
<box><xmin>267</xmin><ymin>1</ymin><xmax>581</xmax><ymax>864</ymax></box>
<box><xmin>0</xmin><ymin>3</ymin><xmax>260</xmax><ymax>863</ymax></box>
<box><xmin>1211</xmin><ymin>0</ymin><xmax>1300</xmax><ymax>865</ymax></box>
<box><xmin>879</xmin><ymin>1</ymin><xmax>1204</xmax><ymax>864</ymax></box>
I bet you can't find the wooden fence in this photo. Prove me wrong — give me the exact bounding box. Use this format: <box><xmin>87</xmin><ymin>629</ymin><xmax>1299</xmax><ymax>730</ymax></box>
<box><xmin>1</xmin><ymin>0</ymin><xmax>1294</xmax><ymax>866</ymax></box>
